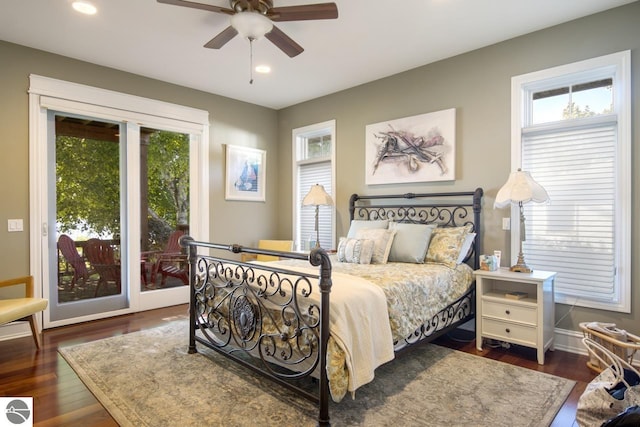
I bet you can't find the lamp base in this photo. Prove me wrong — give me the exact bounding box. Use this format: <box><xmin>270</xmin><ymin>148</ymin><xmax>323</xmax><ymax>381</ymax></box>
<box><xmin>510</xmin><ymin>252</ymin><xmax>532</xmax><ymax>273</ymax></box>
<box><xmin>510</xmin><ymin>264</ymin><xmax>532</xmax><ymax>273</ymax></box>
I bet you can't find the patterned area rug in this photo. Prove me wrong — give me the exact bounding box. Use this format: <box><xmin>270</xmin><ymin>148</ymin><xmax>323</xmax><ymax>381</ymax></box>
<box><xmin>59</xmin><ymin>321</ymin><xmax>575</xmax><ymax>426</ymax></box>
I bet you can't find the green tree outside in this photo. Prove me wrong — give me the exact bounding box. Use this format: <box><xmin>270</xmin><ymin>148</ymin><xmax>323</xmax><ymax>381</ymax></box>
<box><xmin>56</xmin><ymin>130</ymin><xmax>189</xmax><ymax>247</ymax></box>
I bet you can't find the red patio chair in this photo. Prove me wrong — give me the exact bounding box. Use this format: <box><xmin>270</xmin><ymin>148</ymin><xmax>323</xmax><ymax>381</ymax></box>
<box><xmin>151</xmin><ymin>230</ymin><xmax>188</xmax><ymax>287</ymax></box>
<box><xmin>84</xmin><ymin>239</ymin><xmax>121</xmax><ymax>296</ymax></box>
<box><xmin>57</xmin><ymin>234</ymin><xmax>89</xmax><ymax>289</ymax></box>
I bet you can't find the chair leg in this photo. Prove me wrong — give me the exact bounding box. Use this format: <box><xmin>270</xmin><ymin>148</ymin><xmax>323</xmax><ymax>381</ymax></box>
<box><xmin>94</xmin><ymin>278</ymin><xmax>104</xmax><ymax>297</ymax></box>
<box><xmin>180</xmin><ymin>272</ymin><xmax>189</xmax><ymax>285</ymax></box>
<box><xmin>27</xmin><ymin>314</ymin><xmax>43</xmax><ymax>349</ymax></box>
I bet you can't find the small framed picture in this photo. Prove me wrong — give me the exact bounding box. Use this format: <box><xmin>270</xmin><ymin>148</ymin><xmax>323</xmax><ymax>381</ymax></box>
<box><xmin>225</xmin><ymin>145</ymin><xmax>266</xmax><ymax>202</ymax></box>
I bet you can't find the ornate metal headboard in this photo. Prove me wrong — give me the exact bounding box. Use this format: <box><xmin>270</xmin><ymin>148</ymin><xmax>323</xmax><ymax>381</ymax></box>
<box><xmin>348</xmin><ymin>188</ymin><xmax>483</xmax><ymax>268</ymax></box>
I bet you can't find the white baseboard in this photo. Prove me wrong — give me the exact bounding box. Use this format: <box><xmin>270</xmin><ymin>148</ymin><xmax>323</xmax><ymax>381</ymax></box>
<box><xmin>0</xmin><ymin>321</ymin><xmax>32</xmax><ymax>342</ymax></box>
<box><xmin>553</xmin><ymin>327</ymin><xmax>588</xmax><ymax>355</ymax></box>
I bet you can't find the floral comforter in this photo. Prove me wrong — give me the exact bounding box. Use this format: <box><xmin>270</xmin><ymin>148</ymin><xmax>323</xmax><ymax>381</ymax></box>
<box><xmin>272</xmin><ymin>256</ymin><xmax>474</xmax><ymax>401</ymax></box>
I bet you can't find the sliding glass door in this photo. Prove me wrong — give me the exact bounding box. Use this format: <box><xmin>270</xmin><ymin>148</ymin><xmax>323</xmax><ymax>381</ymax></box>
<box><xmin>49</xmin><ymin>113</ymin><xmax>128</xmax><ymax>322</ymax></box>
<box><xmin>47</xmin><ymin>115</ymin><xmax>195</xmax><ymax>324</ymax></box>
<box><xmin>30</xmin><ymin>75</ymin><xmax>209</xmax><ymax>328</ymax></box>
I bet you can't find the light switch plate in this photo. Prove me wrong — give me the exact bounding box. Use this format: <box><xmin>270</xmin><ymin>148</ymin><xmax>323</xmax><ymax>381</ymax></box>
<box><xmin>502</xmin><ymin>217</ymin><xmax>511</xmax><ymax>230</ymax></box>
<box><xmin>8</xmin><ymin>219</ymin><xmax>23</xmax><ymax>232</ymax></box>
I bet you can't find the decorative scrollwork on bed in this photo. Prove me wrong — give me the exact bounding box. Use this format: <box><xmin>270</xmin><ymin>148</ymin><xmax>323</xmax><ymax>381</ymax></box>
<box><xmin>397</xmin><ymin>289</ymin><xmax>474</xmax><ymax>349</ymax></box>
<box><xmin>351</xmin><ymin>203</ymin><xmax>471</xmax><ymax>227</ymax></box>
<box><xmin>190</xmin><ymin>254</ymin><xmax>325</xmax><ymax>381</ymax></box>
<box><xmin>182</xmin><ymin>188</ymin><xmax>483</xmax><ymax>427</ymax></box>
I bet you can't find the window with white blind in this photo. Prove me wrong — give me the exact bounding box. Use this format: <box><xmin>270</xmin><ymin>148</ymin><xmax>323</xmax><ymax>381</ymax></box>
<box><xmin>511</xmin><ymin>51</ymin><xmax>631</xmax><ymax>312</ymax></box>
<box><xmin>292</xmin><ymin>120</ymin><xmax>336</xmax><ymax>251</ymax></box>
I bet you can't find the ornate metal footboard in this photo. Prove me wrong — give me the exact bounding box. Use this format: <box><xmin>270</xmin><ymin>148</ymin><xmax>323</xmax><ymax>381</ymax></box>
<box><xmin>180</xmin><ymin>239</ymin><xmax>333</xmax><ymax>426</ymax></box>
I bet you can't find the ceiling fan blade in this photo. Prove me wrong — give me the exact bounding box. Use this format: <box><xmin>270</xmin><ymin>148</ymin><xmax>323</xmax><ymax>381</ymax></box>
<box><xmin>269</xmin><ymin>3</ymin><xmax>338</xmax><ymax>22</ymax></box>
<box><xmin>265</xmin><ymin>25</ymin><xmax>304</xmax><ymax>58</ymax></box>
<box><xmin>204</xmin><ymin>26</ymin><xmax>239</xmax><ymax>49</ymax></box>
<box><xmin>157</xmin><ymin>0</ymin><xmax>234</xmax><ymax>15</ymax></box>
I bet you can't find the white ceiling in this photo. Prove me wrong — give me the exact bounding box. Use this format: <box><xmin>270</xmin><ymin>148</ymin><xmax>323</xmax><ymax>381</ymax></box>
<box><xmin>0</xmin><ymin>0</ymin><xmax>634</xmax><ymax>109</ymax></box>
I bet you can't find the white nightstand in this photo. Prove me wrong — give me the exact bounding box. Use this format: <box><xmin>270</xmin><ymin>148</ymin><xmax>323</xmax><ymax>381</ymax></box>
<box><xmin>474</xmin><ymin>268</ymin><xmax>557</xmax><ymax>365</ymax></box>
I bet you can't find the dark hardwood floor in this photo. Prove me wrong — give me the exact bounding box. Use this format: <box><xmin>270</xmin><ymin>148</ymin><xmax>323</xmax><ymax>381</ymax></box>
<box><xmin>0</xmin><ymin>305</ymin><xmax>594</xmax><ymax>426</ymax></box>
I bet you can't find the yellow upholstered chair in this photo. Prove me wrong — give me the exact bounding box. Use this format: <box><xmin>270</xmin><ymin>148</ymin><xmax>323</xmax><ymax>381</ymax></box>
<box><xmin>254</xmin><ymin>240</ymin><xmax>294</xmax><ymax>262</ymax></box>
<box><xmin>0</xmin><ymin>276</ymin><xmax>48</xmax><ymax>348</ymax></box>
<box><xmin>240</xmin><ymin>239</ymin><xmax>294</xmax><ymax>262</ymax></box>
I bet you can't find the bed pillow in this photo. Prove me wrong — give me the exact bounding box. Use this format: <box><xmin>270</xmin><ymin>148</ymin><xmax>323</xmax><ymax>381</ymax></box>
<box><xmin>354</xmin><ymin>228</ymin><xmax>396</xmax><ymax>264</ymax></box>
<box><xmin>456</xmin><ymin>232</ymin><xmax>476</xmax><ymax>264</ymax></box>
<box><xmin>337</xmin><ymin>237</ymin><xmax>375</xmax><ymax>264</ymax></box>
<box><xmin>387</xmin><ymin>222</ymin><xmax>437</xmax><ymax>263</ymax></box>
<box><xmin>346</xmin><ymin>219</ymin><xmax>389</xmax><ymax>239</ymax></box>
<box><xmin>425</xmin><ymin>224</ymin><xmax>473</xmax><ymax>268</ymax></box>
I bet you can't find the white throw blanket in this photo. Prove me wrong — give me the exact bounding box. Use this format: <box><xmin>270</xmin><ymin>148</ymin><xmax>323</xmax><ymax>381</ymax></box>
<box><xmin>326</xmin><ymin>271</ymin><xmax>395</xmax><ymax>392</ymax></box>
<box><xmin>255</xmin><ymin>262</ymin><xmax>395</xmax><ymax>393</ymax></box>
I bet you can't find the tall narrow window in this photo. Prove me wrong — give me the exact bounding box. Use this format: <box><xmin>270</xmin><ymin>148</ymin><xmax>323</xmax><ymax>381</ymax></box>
<box><xmin>511</xmin><ymin>51</ymin><xmax>631</xmax><ymax>312</ymax></box>
<box><xmin>292</xmin><ymin>120</ymin><xmax>336</xmax><ymax>250</ymax></box>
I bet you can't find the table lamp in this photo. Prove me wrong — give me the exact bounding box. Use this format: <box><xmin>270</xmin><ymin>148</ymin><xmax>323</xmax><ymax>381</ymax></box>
<box><xmin>494</xmin><ymin>169</ymin><xmax>549</xmax><ymax>273</ymax></box>
<box><xmin>302</xmin><ymin>184</ymin><xmax>333</xmax><ymax>249</ymax></box>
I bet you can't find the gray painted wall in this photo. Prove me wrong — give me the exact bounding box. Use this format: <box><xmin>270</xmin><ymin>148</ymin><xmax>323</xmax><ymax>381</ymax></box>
<box><xmin>277</xmin><ymin>2</ymin><xmax>640</xmax><ymax>333</ymax></box>
<box><xmin>0</xmin><ymin>40</ymin><xmax>279</xmax><ymax>281</ymax></box>
<box><xmin>0</xmin><ymin>2</ymin><xmax>638</xmax><ymax>334</ymax></box>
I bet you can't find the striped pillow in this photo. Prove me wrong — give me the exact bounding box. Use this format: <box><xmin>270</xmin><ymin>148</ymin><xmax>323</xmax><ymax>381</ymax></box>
<box><xmin>337</xmin><ymin>238</ymin><xmax>375</xmax><ymax>264</ymax></box>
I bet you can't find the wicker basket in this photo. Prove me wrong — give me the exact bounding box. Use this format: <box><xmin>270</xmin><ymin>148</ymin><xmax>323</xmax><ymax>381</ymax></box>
<box><xmin>579</xmin><ymin>322</ymin><xmax>640</xmax><ymax>373</ymax></box>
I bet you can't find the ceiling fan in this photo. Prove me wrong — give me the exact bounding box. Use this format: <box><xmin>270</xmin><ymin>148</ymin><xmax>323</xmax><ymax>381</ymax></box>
<box><xmin>157</xmin><ymin>0</ymin><xmax>339</xmax><ymax>58</ymax></box>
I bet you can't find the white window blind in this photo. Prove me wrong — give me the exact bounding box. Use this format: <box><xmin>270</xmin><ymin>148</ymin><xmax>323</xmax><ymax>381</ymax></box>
<box><xmin>513</xmin><ymin>50</ymin><xmax>630</xmax><ymax>313</ymax></box>
<box><xmin>522</xmin><ymin>120</ymin><xmax>617</xmax><ymax>304</ymax></box>
<box><xmin>298</xmin><ymin>160</ymin><xmax>332</xmax><ymax>249</ymax></box>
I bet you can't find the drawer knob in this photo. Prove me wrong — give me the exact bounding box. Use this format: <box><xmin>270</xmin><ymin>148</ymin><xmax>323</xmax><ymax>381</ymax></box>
<box><xmin>505</xmin><ymin>310</ymin><xmax>511</xmax><ymax>315</ymax></box>
<box><xmin>505</xmin><ymin>328</ymin><xmax>511</xmax><ymax>334</ymax></box>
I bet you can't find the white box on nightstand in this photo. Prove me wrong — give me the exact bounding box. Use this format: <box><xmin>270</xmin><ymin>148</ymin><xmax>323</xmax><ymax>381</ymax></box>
<box><xmin>474</xmin><ymin>268</ymin><xmax>557</xmax><ymax>365</ymax></box>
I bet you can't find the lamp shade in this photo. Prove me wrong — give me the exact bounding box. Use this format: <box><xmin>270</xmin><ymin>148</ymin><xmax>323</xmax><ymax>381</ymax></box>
<box><xmin>302</xmin><ymin>184</ymin><xmax>333</xmax><ymax>207</ymax></box>
<box><xmin>231</xmin><ymin>11</ymin><xmax>273</xmax><ymax>40</ymax></box>
<box><xmin>494</xmin><ymin>169</ymin><xmax>549</xmax><ymax>208</ymax></box>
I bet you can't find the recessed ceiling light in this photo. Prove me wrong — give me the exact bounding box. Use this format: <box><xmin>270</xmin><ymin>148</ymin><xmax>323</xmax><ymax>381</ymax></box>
<box><xmin>72</xmin><ymin>1</ymin><xmax>97</xmax><ymax>15</ymax></box>
<box><xmin>255</xmin><ymin>65</ymin><xmax>271</xmax><ymax>74</ymax></box>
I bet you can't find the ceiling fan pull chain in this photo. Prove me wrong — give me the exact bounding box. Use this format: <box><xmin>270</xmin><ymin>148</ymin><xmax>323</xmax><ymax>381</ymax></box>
<box><xmin>249</xmin><ymin>37</ymin><xmax>254</xmax><ymax>84</ymax></box>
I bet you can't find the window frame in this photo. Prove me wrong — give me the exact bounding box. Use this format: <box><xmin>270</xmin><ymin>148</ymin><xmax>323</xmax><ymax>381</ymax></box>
<box><xmin>291</xmin><ymin>120</ymin><xmax>336</xmax><ymax>251</ymax></box>
<box><xmin>510</xmin><ymin>50</ymin><xmax>631</xmax><ymax>312</ymax></box>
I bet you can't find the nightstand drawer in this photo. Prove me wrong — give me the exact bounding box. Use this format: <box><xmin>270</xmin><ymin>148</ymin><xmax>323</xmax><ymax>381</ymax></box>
<box><xmin>482</xmin><ymin>300</ymin><xmax>537</xmax><ymax>325</ymax></box>
<box><xmin>481</xmin><ymin>318</ymin><xmax>537</xmax><ymax>346</ymax></box>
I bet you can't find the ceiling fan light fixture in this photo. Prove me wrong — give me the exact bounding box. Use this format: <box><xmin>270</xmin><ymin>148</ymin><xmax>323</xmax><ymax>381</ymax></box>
<box><xmin>231</xmin><ymin>11</ymin><xmax>273</xmax><ymax>40</ymax></box>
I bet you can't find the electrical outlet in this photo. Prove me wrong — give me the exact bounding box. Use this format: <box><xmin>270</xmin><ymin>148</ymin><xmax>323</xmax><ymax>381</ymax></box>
<box><xmin>502</xmin><ymin>217</ymin><xmax>510</xmax><ymax>230</ymax></box>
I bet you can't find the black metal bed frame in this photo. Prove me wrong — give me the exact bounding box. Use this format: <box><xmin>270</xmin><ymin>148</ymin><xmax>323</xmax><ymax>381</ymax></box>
<box><xmin>181</xmin><ymin>188</ymin><xmax>483</xmax><ymax>426</ymax></box>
